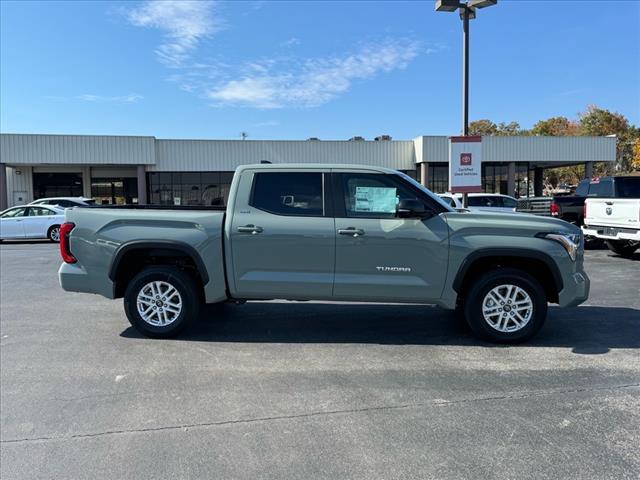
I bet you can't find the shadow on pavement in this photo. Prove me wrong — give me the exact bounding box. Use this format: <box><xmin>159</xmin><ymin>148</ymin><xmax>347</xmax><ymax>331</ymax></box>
<box><xmin>121</xmin><ymin>303</ymin><xmax>640</xmax><ymax>353</ymax></box>
<box><xmin>0</xmin><ymin>239</ymin><xmax>53</xmax><ymax>245</ymax></box>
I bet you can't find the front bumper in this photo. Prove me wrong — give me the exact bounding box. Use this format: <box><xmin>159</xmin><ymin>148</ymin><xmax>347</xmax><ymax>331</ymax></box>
<box><xmin>558</xmin><ymin>270</ymin><xmax>590</xmax><ymax>307</ymax></box>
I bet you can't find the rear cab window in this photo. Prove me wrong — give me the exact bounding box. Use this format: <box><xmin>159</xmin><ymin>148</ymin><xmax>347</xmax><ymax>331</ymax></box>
<box><xmin>614</xmin><ymin>178</ymin><xmax>640</xmax><ymax>198</ymax></box>
<box><xmin>250</xmin><ymin>172</ymin><xmax>324</xmax><ymax>216</ymax></box>
<box><xmin>587</xmin><ymin>178</ymin><xmax>613</xmax><ymax>197</ymax></box>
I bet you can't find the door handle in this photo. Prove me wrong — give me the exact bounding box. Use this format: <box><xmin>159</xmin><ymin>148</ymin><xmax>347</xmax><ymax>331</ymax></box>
<box><xmin>605</xmin><ymin>201</ymin><xmax>614</xmax><ymax>205</ymax></box>
<box><xmin>237</xmin><ymin>225</ymin><xmax>263</xmax><ymax>235</ymax></box>
<box><xmin>338</xmin><ymin>228</ymin><xmax>365</xmax><ymax>237</ymax></box>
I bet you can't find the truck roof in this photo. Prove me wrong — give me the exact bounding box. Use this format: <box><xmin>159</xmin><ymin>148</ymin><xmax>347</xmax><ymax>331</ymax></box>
<box><xmin>235</xmin><ymin>163</ymin><xmax>399</xmax><ymax>174</ymax></box>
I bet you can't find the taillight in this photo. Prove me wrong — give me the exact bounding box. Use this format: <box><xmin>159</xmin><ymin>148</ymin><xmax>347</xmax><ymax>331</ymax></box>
<box><xmin>583</xmin><ymin>202</ymin><xmax>588</xmax><ymax>221</ymax></box>
<box><xmin>550</xmin><ymin>202</ymin><xmax>559</xmax><ymax>216</ymax></box>
<box><xmin>60</xmin><ymin>222</ymin><xmax>77</xmax><ymax>264</ymax></box>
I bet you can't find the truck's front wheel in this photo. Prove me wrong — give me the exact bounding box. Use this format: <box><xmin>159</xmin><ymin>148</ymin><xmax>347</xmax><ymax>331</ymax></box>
<box><xmin>463</xmin><ymin>268</ymin><xmax>547</xmax><ymax>344</ymax></box>
<box><xmin>124</xmin><ymin>266</ymin><xmax>200</xmax><ymax>338</ymax></box>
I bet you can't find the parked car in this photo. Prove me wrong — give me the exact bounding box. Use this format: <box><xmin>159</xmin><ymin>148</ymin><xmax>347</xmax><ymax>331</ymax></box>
<box><xmin>517</xmin><ymin>177</ymin><xmax>631</xmax><ymax>226</ymax></box>
<box><xmin>59</xmin><ymin>164</ymin><xmax>589</xmax><ymax>344</ymax></box>
<box><xmin>438</xmin><ymin>193</ymin><xmax>518</xmax><ymax>214</ymax></box>
<box><xmin>582</xmin><ymin>176</ymin><xmax>640</xmax><ymax>258</ymax></box>
<box><xmin>29</xmin><ymin>197</ymin><xmax>95</xmax><ymax>208</ymax></box>
<box><xmin>0</xmin><ymin>205</ymin><xmax>65</xmax><ymax>242</ymax></box>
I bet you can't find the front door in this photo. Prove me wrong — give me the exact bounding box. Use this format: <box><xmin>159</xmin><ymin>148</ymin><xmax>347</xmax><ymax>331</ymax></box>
<box><xmin>0</xmin><ymin>207</ymin><xmax>27</xmax><ymax>239</ymax></box>
<box><xmin>332</xmin><ymin>171</ymin><xmax>449</xmax><ymax>303</ymax></box>
<box><xmin>229</xmin><ymin>169</ymin><xmax>335</xmax><ymax>299</ymax></box>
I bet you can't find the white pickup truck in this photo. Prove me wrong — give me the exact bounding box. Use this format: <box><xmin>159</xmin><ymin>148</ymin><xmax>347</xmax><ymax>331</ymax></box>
<box><xmin>582</xmin><ymin>176</ymin><xmax>640</xmax><ymax>257</ymax></box>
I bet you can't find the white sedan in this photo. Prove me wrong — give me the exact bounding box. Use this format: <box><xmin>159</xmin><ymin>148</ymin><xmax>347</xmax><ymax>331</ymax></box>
<box><xmin>438</xmin><ymin>193</ymin><xmax>519</xmax><ymax>214</ymax></box>
<box><xmin>0</xmin><ymin>205</ymin><xmax>66</xmax><ymax>242</ymax></box>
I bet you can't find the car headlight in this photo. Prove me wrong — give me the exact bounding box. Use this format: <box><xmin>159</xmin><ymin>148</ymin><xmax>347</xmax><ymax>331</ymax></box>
<box><xmin>540</xmin><ymin>232</ymin><xmax>583</xmax><ymax>261</ymax></box>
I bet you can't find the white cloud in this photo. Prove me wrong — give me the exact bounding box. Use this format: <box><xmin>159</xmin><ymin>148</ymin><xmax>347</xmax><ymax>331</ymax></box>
<box><xmin>126</xmin><ymin>0</ymin><xmax>221</xmax><ymax>66</ymax></box>
<box><xmin>206</xmin><ymin>39</ymin><xmax>421</xmax><ymax>108</ymax></box>
<box><xmin>76</xmin><ymin>93</ymin><xmax>143</xmax><ymax>103</ymax></box>
<box><xmin>253</xmin><ymin>120</ymin><xmax>280</xmax><ymax>127</ymax></box>
<box><xmin>281</xmin><ymin>37</ymin><xmax>300</xmax><ymax>47</ymax></box>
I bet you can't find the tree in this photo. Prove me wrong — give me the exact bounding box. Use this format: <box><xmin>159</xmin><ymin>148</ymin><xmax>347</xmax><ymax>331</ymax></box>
<box><xmin>579</xmin><ymin>105</ymin><xmax>637</xmax><ymax>172</ymax></box>
<box><xmin>468</xmin><ymin>119</ymin><xmax>525</xmax><ymax>136</ymax></box>
<box><xmin>468</xmin><ymin>119</ymin><xmax>498</xmax><ymax>136</ymax></box>
<box><xmin>531</xmin><ymin>116</ymin><xmax>580</xmax><ymax>136</ymax></box>
<box><xmin>632</xmin><ymin>138</ymin><xmax>640</xmax><ymax>170</ymax></box>
<box><xmin>496</xmin><ymin>121</ymin><xmax>525</xmax><ymax>136</ymax></box>
<box><xmin>578</xmin><ymin>105</ymin><xmax>629</xmax><ymax>137</ymax></box>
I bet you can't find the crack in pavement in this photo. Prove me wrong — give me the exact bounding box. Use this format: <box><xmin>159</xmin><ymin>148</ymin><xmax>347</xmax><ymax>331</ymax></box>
<box><xmin>3</xmin><ymin>382</ymin><xmax>639</xmax><ymax>445</ymax></box>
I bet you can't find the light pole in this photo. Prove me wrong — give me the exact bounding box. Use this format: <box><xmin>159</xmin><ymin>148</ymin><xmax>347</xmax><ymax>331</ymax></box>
<box><xmin>435</xmin><ymin>0</ymin><xmax>496</xmax><ymax>135</ymax></box>
<box><xmin>435</xmin><ymin>0</ymin><xmax>496</xmax><ymax>205</ymax></box>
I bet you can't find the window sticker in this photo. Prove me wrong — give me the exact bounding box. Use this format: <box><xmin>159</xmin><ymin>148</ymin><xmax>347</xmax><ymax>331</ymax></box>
<box><xmin>354</xmin><ymin>186</ymin><xmax>397</xmax><ymax>213</ymax></box>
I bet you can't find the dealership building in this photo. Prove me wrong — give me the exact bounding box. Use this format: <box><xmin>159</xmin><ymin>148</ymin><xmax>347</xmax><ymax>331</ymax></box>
<box><xmin>0</xmin><ymin>133</ymin><xmax>616</xmax><ymax>209</ymax></box>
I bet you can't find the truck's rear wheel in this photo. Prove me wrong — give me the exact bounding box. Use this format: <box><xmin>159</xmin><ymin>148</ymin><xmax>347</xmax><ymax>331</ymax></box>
<box><xmin>606</xmin><ymin>240</ymin><xmax>638</xmax><ymax>258</ymax></box>
<box><xmin>124</xmin><ymin>266</ymin><xmax>200</xmax><ymax>338</ymax></box>
<box><xmin>463</xmin><ymin>268</ymin><xmax>547</xmax><ymax>343</ymax></box>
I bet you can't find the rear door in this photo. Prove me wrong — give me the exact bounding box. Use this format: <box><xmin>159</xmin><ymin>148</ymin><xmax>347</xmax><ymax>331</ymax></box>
<box><xmin>23</xmin><ymin>206</ymin><xmax>58</xmax><ymax>238</ymax></box>
<box><xmin>228</xmin><ymin>169</ymin><xmax>335</xmax><ymax>299</ymax></box>
<box><xmin>332</xmin><ymin>171</ymin><xmax>449</xmax><ymax>303</ymax></box>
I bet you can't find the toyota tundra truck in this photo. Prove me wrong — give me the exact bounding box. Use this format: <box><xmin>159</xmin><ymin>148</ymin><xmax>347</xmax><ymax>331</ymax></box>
<box><xmin>58</xmin><ymin>164</ymin><xmax>590</xmax><ymax>343</ymax></box>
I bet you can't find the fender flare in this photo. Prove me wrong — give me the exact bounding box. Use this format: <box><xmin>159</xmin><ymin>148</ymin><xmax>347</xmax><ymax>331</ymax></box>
<box><xmin>452</xmin><ymin>247</ymin><xmax>563</xmax><ymax>293</ymax></box>
<box><xmin>108</xmin><ymin>240</ymin><xmax>209</xmax><ymax>284</ymax></box>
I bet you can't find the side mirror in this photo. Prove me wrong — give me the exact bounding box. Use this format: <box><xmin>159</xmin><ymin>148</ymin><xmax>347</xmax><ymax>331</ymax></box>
<box><xmin>396</xmin><ymin>199</ymin><xmax>432</xmax><ymax>219</ymax></box>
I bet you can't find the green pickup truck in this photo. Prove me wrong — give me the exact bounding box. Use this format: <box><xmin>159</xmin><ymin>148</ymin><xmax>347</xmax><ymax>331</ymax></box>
<box><xmin>59</xmin><ymin>164</ymin><xmax>589</xmax><ymax>343</ymax></box>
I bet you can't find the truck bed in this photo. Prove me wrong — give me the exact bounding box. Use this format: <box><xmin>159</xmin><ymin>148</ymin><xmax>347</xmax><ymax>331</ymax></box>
<box><xmin>62</xmin><ymin>206</ymin><xmax>228</xmax><ymax>303</ymax></box>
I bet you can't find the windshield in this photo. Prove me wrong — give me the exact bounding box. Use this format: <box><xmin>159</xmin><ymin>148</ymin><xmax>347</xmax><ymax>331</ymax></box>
<box><xmin>396</xmin><ymin>172</ymin><xmax>455</xmax><ymax>212</ymax></box>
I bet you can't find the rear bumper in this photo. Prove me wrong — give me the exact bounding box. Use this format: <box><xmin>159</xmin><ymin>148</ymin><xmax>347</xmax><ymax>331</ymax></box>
<box><xmin>58</xmin><ymin>262</ymin><xmax>115</xmax><ymax>299</ymax></box>
<box><xmin>582</xmin><ymin>225</ymin><xmax>640</xmax><ymax>241</ymax></box>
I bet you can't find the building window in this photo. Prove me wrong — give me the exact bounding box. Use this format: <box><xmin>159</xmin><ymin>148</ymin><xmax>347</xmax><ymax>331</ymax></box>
<box><xmin>147</xmin><ymin>172</ymin><xmax>235</xmax><ymax>206</ymax></box>
<box><xmin>33</xmin><ymin>172</ymin><xmax>83</xmax><ymax>199</ymax></box>
<box><xmin>91</xmin><ymin>177</ymin><xmax>138</xmax><ymax>205</ymax></box>
<box><xmin>426</xmin><ymin>163</ymin><xmax>448</xmax><ymax>193</ymax></box>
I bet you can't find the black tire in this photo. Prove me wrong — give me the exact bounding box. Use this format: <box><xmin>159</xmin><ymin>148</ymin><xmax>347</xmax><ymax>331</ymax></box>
<box><xmin>123</xmin><ymin>266</ymin><xmax>201</xmax><ymax>338</ymax></box>
<box><xmin>463</xmin><ymin>268</ymin><xmax>547</xmax><ymax>344</ymax></box>
<box><xmin>606</xmin><ymin>240</ymin><xmax>638</xmax><ymax>258</ymax></box>
<box><xmin>47</xmin><ymin>225</ymin><xmax>61</xmax><ymax>243</ymax></box>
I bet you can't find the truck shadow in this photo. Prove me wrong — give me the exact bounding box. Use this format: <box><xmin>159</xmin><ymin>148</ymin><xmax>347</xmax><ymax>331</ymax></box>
<box><xmin>121</xmin><ymin>304</ymin><xmax>639</xmax><ymax>353</ymax></box>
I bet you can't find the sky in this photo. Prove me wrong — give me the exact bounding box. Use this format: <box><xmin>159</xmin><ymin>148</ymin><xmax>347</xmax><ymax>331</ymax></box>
<box><xmin>1</xmin><ymin>0</ymin><xmax>639</xmax><ymax>140</ymax></box>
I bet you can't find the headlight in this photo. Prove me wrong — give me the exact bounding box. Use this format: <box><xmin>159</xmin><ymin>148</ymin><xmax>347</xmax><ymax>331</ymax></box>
<box><xmin>541</xmin><ymin>232</ymin><xmax>583</xmax><ymax>261</ymax></box>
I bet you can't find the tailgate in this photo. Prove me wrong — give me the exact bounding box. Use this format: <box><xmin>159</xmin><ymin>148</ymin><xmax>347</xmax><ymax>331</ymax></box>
<box><xmin>586</xmin><ymin>198</ymin><xmax>640</xmax><ymax>229</ymax></box>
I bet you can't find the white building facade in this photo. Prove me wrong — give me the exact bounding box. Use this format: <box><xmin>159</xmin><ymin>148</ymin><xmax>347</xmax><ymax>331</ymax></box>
<box><xmin>0</xmin><ymin>133</ymin><xmax>616</xmax><ymax>209</ymax></box>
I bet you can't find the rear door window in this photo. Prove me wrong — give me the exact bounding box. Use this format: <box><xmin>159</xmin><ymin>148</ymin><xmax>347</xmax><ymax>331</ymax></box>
<box><xmin>468</xmin><ymin>196</ymin><xmax>496</xmax><ymax>207</ymax></box>
<box><xmin>250</xmin><ymin>172</ymin><xmax>324</xmax><ymax>216</ymax></box>
<box><xmin>501</xmin><ymin>197</ymin><xmax>518</xmax><ymax>208</ymax></box>
<box><xmin>28</xmin><ymin>207</ymin><xmax>55</xmax><ymax>216</ymax></box>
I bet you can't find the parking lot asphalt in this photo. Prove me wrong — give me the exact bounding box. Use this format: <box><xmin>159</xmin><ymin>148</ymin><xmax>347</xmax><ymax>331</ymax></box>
<box><xmin>1</xmin><ymin>242</ymin><xmax>639</xmax><ymax>480</ymax></box>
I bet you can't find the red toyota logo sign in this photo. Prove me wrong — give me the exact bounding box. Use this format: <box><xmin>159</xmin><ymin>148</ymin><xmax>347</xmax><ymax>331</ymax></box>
<box><xmin>460</xmin><ymin>153</ymin><xmax>472</xmax><ymax>166</ymax></box>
